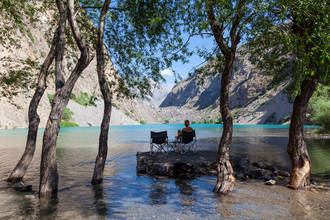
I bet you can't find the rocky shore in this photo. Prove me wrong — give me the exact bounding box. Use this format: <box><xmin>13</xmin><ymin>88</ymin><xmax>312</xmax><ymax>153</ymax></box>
<box><xmin>137</xmin><ymin>151</ymin><xmax>292</xmax><ymax>186</ymax></box>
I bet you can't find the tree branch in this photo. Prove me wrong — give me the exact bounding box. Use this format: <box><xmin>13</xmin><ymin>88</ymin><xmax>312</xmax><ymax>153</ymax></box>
<box><xmin>206</xmin><ymin>0</ymin><xmax>230</xmax><ymax>56</ymax></box>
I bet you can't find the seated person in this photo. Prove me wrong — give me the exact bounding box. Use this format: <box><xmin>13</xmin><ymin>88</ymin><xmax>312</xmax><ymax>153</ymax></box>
<box><xmin>176</xmin><ymin>120</ymin><xmax>193</xmax><ymax>141</ymax></box>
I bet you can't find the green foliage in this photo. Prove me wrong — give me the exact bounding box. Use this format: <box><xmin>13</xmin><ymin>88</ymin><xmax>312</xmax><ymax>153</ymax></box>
<box><xmin>47</xmin><ymin>94</ymin><xmax>54</xmax><ymax>105</ymax></box>
<box><xmin>0</xmin><ymin>58</ymin><xmax>39</xmax><ymax>99</ymax></box>
<box><xmin>139</xmin><ymin>120</ymin><xmax>146</xmax><ymax>125</ymax></box>
<box><xmin>80</xmin><ymin>0</ymin><xmax>194</xmax><ymax>99</ymax></box>
<box><xmin>71</xmin><ymin>92</ymin><xmax>97</xmax><ymax>106</ymax></box>
<box><xmin>247</xmin><ymin>0</ymin><xmax>330</xmax><ymax>95</ymax></box>
<box><xmin>309</xmin><ymin>85</ymin><xmax>330</xmax><ymax>132</ymax></box>
<box><xmin>164</xmin><ymin>119</ymin><xmax>169</xmax><ymax>124</ymax></box>
<box><xmin>62</xmin><ymin>108</ymin><xmax>74</xmax><ymax>121</ymax></box>
<box><xmin>70</xmin><ymin>93</ymin><xmax>77</xmax><ymax>100</ymax></box>
<box><xmin>60</xmin><ymin>121</ymin><xmax>79</xmax><ymax>127</ymax></box>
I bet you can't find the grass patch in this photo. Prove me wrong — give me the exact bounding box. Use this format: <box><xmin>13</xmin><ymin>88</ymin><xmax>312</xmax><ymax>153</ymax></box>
<box><xmin>140</xmin><ymin>120</ymin><xmax>146</xmax><ymax>124</ymax></box>
<box><xmin>309</xmin><ymin>85</ymin><xmax>330</xmax><ymax>132</ymax></box>
<box><xmin>62</xmin><ymin>108</ymin><xmax>74</xmax><ymax>121</ymax></box>
<box><xmin>71</xmin><ymin>92</ymin><xmax>97</xmax><ymax>106</ymax></box>
<box><xmin>60</xmin><ymin>121</ymin><xmax>79</xmax><ymax>127</ymax></box>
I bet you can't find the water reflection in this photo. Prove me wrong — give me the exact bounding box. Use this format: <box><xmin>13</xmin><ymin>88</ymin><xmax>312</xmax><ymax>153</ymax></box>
<box><xmin>92</xmin><ymin>184</ymin><xmax>108</xmax><ymax>219</ymax></box>
<box><xmin>0</xmin><ymin>125</ymin><xmax>329</xmax><ymax>219</ymax></box>
<box><xmin>37</xmin><ymin>198</ymin><xmax>58</xmax><ymax>219</ymax></box>
<box><xmin>149</xmin><ymin>179</ymin><xmax>169</xmax><ymax>205</ymax></box>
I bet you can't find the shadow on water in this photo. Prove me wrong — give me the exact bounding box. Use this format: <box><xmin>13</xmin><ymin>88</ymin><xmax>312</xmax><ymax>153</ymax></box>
<box><xmin>0</xmin><ymin>125</ymin><xmax>330</xmax><ymax>219</ymax></box>
<box><xmin>149</xmin><ymin>179</ymin><xmax>169</xmax><ymax>205</ymax></box>
<box><xmin>37</xmin><ymin>198</ymin><xmax>58</xmax><ymax>219</ymax></box>
<box><xmin>92</xmin><ymin>184</ymin><xmax>108</xmax><ymax>219</ymax></box>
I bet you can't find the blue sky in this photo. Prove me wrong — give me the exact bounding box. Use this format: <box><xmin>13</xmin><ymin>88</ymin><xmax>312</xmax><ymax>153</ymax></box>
<box><xmin>160</xmin><ymin>34</ymin><xmax>215</xmax><ymax>85</ymax></box>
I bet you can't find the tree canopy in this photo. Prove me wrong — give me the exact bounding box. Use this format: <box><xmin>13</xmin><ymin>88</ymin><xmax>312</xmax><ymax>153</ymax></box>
<box><xmin>247</xmin><ymin>0</ymin><xmax>330</xmax><ymax>95</ymax></box>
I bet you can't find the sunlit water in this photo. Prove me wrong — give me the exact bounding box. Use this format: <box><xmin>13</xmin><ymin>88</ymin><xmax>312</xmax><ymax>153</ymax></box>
<box><xmin>0</xmin><ymin>124</ymin><xmax>329</xmax><ymax>219</ymax></box>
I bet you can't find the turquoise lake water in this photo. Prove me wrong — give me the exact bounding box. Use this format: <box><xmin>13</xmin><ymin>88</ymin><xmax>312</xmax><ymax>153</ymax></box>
<box><xmin>0</xmin><ymin>124</ymin><xmax>329</xmax><ymax>219</ymax></box>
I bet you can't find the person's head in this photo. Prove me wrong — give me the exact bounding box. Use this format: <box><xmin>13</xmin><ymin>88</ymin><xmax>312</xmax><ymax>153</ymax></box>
<box><xmin>184</xmin><ymin>120</ymin><xmax>190</xmax><ymax>127</ymax></box>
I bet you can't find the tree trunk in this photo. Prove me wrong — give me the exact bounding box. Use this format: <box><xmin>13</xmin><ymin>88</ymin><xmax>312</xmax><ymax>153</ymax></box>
<box><xmin>54</xmin><ymin>0</ymin><xmax>67</xmax><ymax>90</ymax></box>
<box><xmin>39</xmin><ymin>0</ymin><xmax>92</xmax><ymax>198</ymax></box>
<box><xmin>213</xmin><ymin>55</ymin><xmax>236</xmax><ymax>194</ymax></box>
<box><xmin>287</xmin><ymin>76</ymin><xmax>318</xmax><ymax>189</ymax></box>
<box><xmin>92</xmin><ymin>0</ymin><xmax>112</xmax><ymax>185</ymax></box>
<box><xmin>7</xmin><ymin>30</ymin><xmax>58</xmax><ymax>183</ymax></box>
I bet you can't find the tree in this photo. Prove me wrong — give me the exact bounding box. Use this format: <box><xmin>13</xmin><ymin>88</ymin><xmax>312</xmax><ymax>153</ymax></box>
<box><xmin>7</xmin><ymin>0</ymin><xmax>69</xmax><ymax>184</ymax></box>
<box><xmin>7</xmin><ymin>29</ymin><xmax>59</xmax><ymax>183</ymax></box>
<box><xmin>91</xmin><ymin>0</ymin><xmax>112</xmax><ymax>185</ymax></box>
<box><xmin>39</xmin><ymin>0</ymin><xmax>93</xmax><ymax>198</ymax></box>
<box><xmin>178</xmin><ymin>0</ymin><xmax>269</xmax><ymax>194</ymax></box>
<box><xmin>247</xmin><ymin>0</ymin><xmax>329</xmax><ymax>189</ymax></box>
<box><xmin>81</xmin><ymin>0</ymin><xmax>193</xmax><ymax>184</ymax></box>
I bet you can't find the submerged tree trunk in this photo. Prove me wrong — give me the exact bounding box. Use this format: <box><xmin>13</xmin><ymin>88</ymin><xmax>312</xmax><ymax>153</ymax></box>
<box><xmin>287</xmin><ymin>76</ymin><xmax>318</xmax><ymax>189</ymax></box>
<box><xmin>92</xmin><ymin>0</ymin><xmax>112</xmax><ymax>185</ymax></box>
<box><xmin>7</xmin><ymin>30</ymin><xmax>58</xmax><ymax>183</ymax></box>
<box><xmin>213</xmin><ymin>55</ymin><xmax>236</xmax><ymax>194</ymax></box>
<box><xmin>39</xmin><ymin>0</ymin><xmax>92</xmax><ymax>198</ymax></box>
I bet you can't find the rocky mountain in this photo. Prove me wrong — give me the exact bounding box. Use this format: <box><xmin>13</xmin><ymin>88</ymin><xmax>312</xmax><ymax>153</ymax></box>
<box><xmin>0</xmin><ymin>3</ymin><xmax>160</xmax><ymax>129</ymax></box>
<box><xmin>0</xmin><ymin>2</ymin><xmax>294</xmax><ymax>128</ymax></box>
<box><xmin>159</xmin><ymin>53</ymin><xmax>293</xmax><ymax>124</ymax></box>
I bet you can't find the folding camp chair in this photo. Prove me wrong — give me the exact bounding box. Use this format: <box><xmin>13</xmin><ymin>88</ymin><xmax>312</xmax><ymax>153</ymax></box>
<box><xmin>150</xmin><ymin>131</ymin><xmax>168</xmax><ymax>155</ymax></box>
<box><xmin>178</xmin><ymin>130</ymin><xmax>196</xmax><ymax>154</ymax></box>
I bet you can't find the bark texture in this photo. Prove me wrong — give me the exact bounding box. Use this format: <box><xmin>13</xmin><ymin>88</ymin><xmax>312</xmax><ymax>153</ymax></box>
<box><xmin>213</xmin><ymin>56</ymin><xmax>236</xmax><ymax>194</ymax></box>
<box><xmin>39</xmin><ymin>0</ymin><xmax>92</xmax><ymax>198</ymax></box>
<box><xmin>287</xmin><ymin>76</ymin><xmax>318</xmax><ymax>189</ymax></box>
<box><xmin>54</xmin><ymin>0</ymin><xmax>67</xmax><ymax>90</ymax></box>
<box><xmin>7</xmin><ymin>30</ymin><xmax>58</xmax><ymax>183</ymax></box>
<box><xmin>92</xmin><ymin>0</ymin><xmax>112</xmax><ymax>185</ymax></box>
<box><xmin>207</xmin><ymin>1</ymin><xmax>243</xmax><ymax>194</ymax></box>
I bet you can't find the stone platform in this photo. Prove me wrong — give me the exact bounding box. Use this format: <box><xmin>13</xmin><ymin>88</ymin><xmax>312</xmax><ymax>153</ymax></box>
<box><xmin>136</xmin><ymin>151</ymin><xmax>291</xmax><ymax>184</ymax></box>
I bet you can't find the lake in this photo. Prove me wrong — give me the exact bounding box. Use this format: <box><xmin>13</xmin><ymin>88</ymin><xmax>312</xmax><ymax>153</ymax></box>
<box><xmin>0</xmin><ymin>124</ymin><xmax>329</xmax><ymax>219</ymax></box>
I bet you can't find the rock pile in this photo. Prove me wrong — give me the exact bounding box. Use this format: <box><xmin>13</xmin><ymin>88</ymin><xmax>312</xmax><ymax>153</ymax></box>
<box><xmin>137</xmin><ymin>151</ymin><xmax>291</xmax><ymax>185</ymax></box>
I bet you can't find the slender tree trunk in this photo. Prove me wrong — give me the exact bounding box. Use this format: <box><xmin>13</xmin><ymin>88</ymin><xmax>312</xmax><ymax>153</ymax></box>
<box><xmin>7</xmin><ymin>30</ymin><xmax>58</xmax><ymax>183</ymax></box>
<box><xmin>92</xmin><ymin>0</ymin><xmax>112</xmax><ymax>185</ymax></box>
<box><xmin>287</xmin><ymin>76</ymin><xmax>318</xmax><ymax>189</ymax></box>
<box><xmin>54</xmin><ymin>0</ymin><xmax>67</xmax><ymax>90</ymax></box>
<box><xmin>39</xmin><ymin>0</ymin><xmax>92</xmax><ymax>198</ymax></box>
<box><xmin>213</xmin><ymin>55</ymin><xmax>236</xmax><ymax>194</ymax></box>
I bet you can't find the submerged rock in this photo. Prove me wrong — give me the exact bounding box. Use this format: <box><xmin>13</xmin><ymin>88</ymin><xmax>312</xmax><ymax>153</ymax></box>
<box><xmin>265</xmin><ymin>180</ymin><xmax>276</xmax><ymax>185</ymax></box>
<box><xmin>136</xmin><ymin>151</ymin><xmax>292</xmax><ymax>185</ymax></box>
<box><xmin>12</xmin><ymin>182</ymin><xmax>32</xmax><ymax>192</ymax></box>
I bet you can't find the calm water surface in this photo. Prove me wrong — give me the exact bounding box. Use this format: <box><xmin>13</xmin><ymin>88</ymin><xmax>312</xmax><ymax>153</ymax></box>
<box><xmin>0</xmin><ymin>124</ymin><xmax>329</xmax><ymax>219</ymax></box>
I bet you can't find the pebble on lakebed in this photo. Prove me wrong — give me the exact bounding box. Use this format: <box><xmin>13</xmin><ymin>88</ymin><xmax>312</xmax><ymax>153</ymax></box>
<box><xmin>136</xmin><ymin>151</ymin><xmax>292</xmax><ymax>185</ymax></box>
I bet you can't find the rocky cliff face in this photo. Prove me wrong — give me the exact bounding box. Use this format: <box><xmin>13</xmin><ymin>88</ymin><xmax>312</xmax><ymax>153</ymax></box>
<box><xmin>0</xmin><ymin>3</ymin><xmax>160</xmax><ymax>129</ymax></box>
<box><xmin>159</xmin><ymin>54</ymin><xmax>293</xmax><ymax>124</ymax></box>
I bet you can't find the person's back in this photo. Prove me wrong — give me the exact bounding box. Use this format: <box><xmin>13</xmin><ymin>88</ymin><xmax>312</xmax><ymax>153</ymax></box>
<box><xmin>177</xmin><ymin>120</ymin><xmax>192</xmax><ymax>140</ymax></box>
<box><xmin>182</xmin><ymin>126</ymin><xmax>193</xmax><ymax>133</ymax></box>
<box><xmin>183</xmin><ymin>120</ymin><xmax>192</xmax><ymax>132</ymax></box>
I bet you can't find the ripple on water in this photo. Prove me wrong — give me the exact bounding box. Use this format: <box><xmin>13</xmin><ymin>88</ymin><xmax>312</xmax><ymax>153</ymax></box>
<box><xmin>0</xmin><ymin>126</ymin><xmax>329</xmax><ymax>219</ymax></box>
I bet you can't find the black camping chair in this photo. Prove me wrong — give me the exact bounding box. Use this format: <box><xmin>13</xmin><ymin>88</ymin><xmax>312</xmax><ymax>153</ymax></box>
<box><xmin>178</xmin><ymin>130</ymin><xmax>196</xmax><ymax>154</ymax></box>
<box><xmin>150</xmin><ymin>131</ymin><xmax>168</xmax><ymax>155</ymax></box>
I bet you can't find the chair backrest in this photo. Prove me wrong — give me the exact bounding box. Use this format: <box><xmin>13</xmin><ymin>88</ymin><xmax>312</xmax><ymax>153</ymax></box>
<box><xmin>182</xmin><ymin>130</ymin><xmax>195</xmax><ymax>144</ymax></box>
<box><xmin>151</xmin><ymin>131</ymin><xmax>168</xmax><ymax>144</ymax></box>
